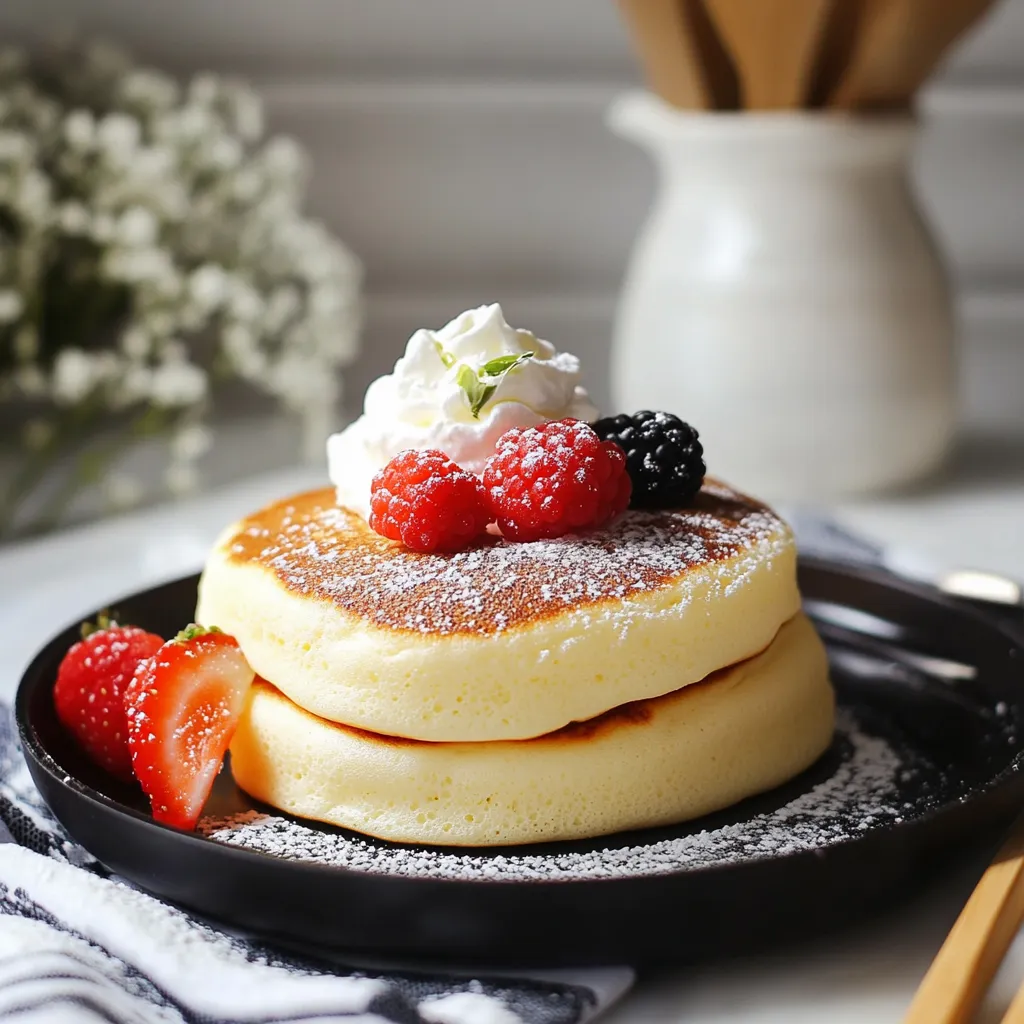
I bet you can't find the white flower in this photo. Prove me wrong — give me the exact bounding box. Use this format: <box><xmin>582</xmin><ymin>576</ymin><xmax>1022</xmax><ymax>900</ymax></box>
<box><xmin>102</xmin><ymin>246</ymin><xmax>176</xmax><ymax>285</ymax></box>
<box><xmin>120</xmin><ymin>325</ymin><xmax>151</xmax><ymax>359</ymax></box>
<box><xmin>103</xmin><ymin>473</ymin><xmax>143</xmax><ymax>510</ymax></box>
<box><xmin>58</xmin><ymin>201</ymin><xmax>91</xmax><ymax>234</ymax></box>
<box><xmin>119</xmin><ymin>363</ymin><xmax>153</xmax><ymax>404</ymax></box>
<box><xmin>188</xmin><ymin>264</ymin><xmax>228</xmax><ymax>311</ymax></box>
<box><xmin>149</xmin><ymin>356</ymin><xmax>207</xmax><ymax>407</ymax></box>
<box><xmin>120</xmin><ymin>69</ymin><xmax>178</xmax><ymax>110</ymax></box>
<box><xmin>227</xmin><ymin>278</ymin><xmax>263</xmax><ymax>322</ymax></box>
<box><xmin>165</xmin><ymin>461</ymin><xmax>198</xmax><ymax>495</ymax></box>
<box><xmin>231</xmin><ymin>168</ymin><xmax>261</xmax><ymax>203</ymax></box>
<box><xmin>131</xmin><ymin>145</ymin><xmax>174</xmax><ymax>181</ymax></box>
<box><xmin>0</xmin><ymin>289</ymin><xmax>23</xmax><ymax>323</ymax></box>
<box><xmin>263</xmin><ymin>286</ymin><xmax>301</xmax><ymax>334</ymax></box>
<box><xmin>269</xmin><ymin>350</ymin><xmax>337</xmax><ymax>409</ymax></box>
<box><xmin>97</xmin><ymin>113</ymin><xmax>141</xmax><ymax>158</ymax></box>
<box><xmin>232</xmin><ymin>91</ymin><xmax>263</xmax><ymax>142</ymax></box>
<box><xmin>15</xmin><ymin>169</ymin><xmax>50</xmax><ymax>222</ymax></box>
<box><xmin>52</xmin><ymin>348</ymin><xmax>97</xmax><ymax>404</ymax></box>
<box><xmin>222</xmin><ymin>322</ymin><xmax>266</xmax><ymax>377</ymax></box>
<box><xmin>90</xmin><ymin>212</ymin><xmax>117</xmax><ymax>243</ymax></box>
<box><xmin>170</xmin><ymin>423</ymin><xmax>212</xmax><ymax>462</ymax></box>
<box><xmin>262</xmin><ymin>136</ymin><xmax>305</xmax><ymax>181</ymax></box>
<box><xmin>117</xmin><ymin>206</ymin><xmax>158</xmax><ymax>247</ymax></box>
<box><xmin>0</xmin><ymin>131</ymin><xmax>31</xmax><ymax>163</ymax></box>
<box><xmin>205</xmin><ymin>135</ymin><xmax>242</xmax><ymax>171</ymax></box>
<box><xmin>64</xmin><ymin>109</ymin><xmax>95</xmax><ymax>148</ymax></box>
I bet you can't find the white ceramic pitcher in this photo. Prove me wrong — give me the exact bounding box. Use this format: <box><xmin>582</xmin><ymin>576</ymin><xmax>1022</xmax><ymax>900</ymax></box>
<box><xmin>607</xmin><ymin>91</ymin><xmax>956</xmax><ymax>503</ymax></box>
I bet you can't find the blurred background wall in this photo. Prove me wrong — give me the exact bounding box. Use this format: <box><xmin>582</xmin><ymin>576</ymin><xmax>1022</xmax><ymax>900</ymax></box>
<box><xmin>1</xmin><ymin>0</ymin><xmax>1021</xmax><ymax>429</ymax></box>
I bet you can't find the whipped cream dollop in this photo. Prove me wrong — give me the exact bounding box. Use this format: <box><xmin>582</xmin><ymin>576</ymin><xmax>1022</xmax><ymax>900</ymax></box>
<box><xmin>328</xmin><ymin>303</ymin><xmax>598</xmax><ymax>518</ymax></box>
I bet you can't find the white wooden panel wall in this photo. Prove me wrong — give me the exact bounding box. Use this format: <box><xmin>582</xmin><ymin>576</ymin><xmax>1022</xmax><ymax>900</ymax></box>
<box><xmin>2</xmin><ymin>0</ymin><xmax>1022</xmax><ymax>429</ymax></box>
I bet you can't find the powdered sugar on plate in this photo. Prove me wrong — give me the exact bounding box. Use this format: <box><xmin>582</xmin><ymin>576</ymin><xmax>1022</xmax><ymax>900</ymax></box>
<box><xmin>199</xmin><ymin>711</ymin><xmax>909</xmax><ymax>882</ymax></box>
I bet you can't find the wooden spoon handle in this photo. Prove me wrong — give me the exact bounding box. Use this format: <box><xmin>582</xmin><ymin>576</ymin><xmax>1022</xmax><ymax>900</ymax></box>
<box><xmin>903</xmin><ymin>814</ymin><xmax>1024</xmax><ymax>1024</ymax></box>
<box><xmin>704</xmin><ymin>0</ymin><xmax>834</xmax><ymax>109</ymax></box>
<box><xmin>832</xmin><ymin>0</ymin><xmax>998</xmax><ymax>110</ymax></box>
<box><xmin>617</xmin><ymin>0</ymin><xmax>712</xmax><ymax>109</ymax></box>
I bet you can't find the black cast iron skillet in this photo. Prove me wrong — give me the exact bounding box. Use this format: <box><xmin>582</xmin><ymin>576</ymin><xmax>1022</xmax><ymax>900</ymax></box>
<box><xmin>15</xmin><ymin>557</ymin><xmax>1024</xmax><ymax>967</ymax></box>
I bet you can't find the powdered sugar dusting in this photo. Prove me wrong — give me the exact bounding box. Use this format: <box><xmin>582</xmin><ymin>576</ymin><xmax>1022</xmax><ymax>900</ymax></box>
<box><xmin>200</xmin><ymin>712</ymin><xmax>906</xmax><ymax>881</ymax></box>
<box><xmin>223</xmin><ymin>482</ymin><xmax>790</xmax><ymax>635</ymax></box>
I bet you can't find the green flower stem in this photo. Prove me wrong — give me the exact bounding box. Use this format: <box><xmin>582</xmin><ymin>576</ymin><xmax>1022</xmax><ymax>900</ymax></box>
<box><xmin>0</xmin><ymin>401</ymin><xmax>171</xmax><ymax>540</ymax></box>
<box><xmin>30</xmin><ymin>406</ymin><xmax>171</xmax><ymax>536</ymax></box>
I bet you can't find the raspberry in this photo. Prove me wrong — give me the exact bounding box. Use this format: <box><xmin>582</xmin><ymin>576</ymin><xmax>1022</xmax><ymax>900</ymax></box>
<box><xmin>369</xmin><ymin>449</ymin><xmax>491</xmax><ymax>553</ymax></box>
<box><xmin>483</xmin><ymin>418</ymin><xmax>631</xmax><ymax>542</ymax></box>
<box><xmin>592</xmin><ymin>411</ymin><xmax>705</xmax><ymax>509</ymax></box>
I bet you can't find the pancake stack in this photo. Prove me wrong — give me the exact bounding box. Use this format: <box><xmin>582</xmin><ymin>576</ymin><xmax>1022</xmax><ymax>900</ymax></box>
<box><xmin>196</xmin><ymin>478</ymin><xmax>834</xmax><ymax>847</ymax></box>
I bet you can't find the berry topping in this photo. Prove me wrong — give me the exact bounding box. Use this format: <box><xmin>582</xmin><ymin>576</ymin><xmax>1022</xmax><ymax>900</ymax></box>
<box><xmin>124</xmin><ymin>625</ymin><xmax>254</xmax><ymax>831</ymax></box>
<box><xmin>53</xmin><ymin>615</ymin><xmax>164</xmax><ymax>779</ymax></box>
<box><xmin>483</xmin><ymin>418</ymin><xmax>631</xmax><ymax>542</ymax></box>
<box><xmin>369</xmin><ymin>448</ymin><xmax>492</xmax><ymax>553</ymax></box>
<box><xmin>592</xmin><ymin>411</ymin><xmax>705</xmax><ymax>509</ymax></box>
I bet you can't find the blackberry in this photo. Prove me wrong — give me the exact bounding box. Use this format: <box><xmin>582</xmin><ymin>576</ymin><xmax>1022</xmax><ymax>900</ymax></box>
<box><xmin>592</xmin><ymin>410</ymin><xmax>705</xmax><ymax>509</ymax></box>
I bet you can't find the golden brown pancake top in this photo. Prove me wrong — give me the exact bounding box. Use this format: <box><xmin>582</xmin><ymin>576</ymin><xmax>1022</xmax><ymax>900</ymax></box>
<box><xmin>223</xmin><ymin>482</ymin><xmax>787</xmax><ymax>636</ymax></box>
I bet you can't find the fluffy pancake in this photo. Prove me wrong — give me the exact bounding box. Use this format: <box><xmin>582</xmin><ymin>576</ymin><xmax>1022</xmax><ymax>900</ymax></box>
<box><xmin>196</xmin><ymin>480</ymin><xmax>801</xmax><ymax>743</ymax></box>
<box><xmin>229</xmin><ymin>613</ymin><xmax>834</xmax><ymax>846</ymax></box>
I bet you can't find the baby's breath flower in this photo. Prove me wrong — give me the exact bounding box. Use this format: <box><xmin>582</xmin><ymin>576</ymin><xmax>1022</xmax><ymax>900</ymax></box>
<box><xmin>165</xmin><ymin>461</ymin><xmax>197</xmax><ymax>495</ymax></box>
<box><xmin>119</xmin><ymin>325</ymin><xmax>151</xmax><ymax>359</ymax></box>
<box><xmin>15</xmin><ymin>168</ymin><xmax>50</xmax><ymax>221</ymax></box>
<box><xmin>0</xmin><ymin>131</ymin><xmax>31</xmax><ymax>163</ymax></box>
<box><xmin>0</xmin><ymin>38</ymin><xmax>361</xmax><ymax>539</ymax></box>
<box><xmin>52</xmin><ymin>348</ymin><xmax>98</xmax><ymax>405</ymax></box>
<box><xmin>261</xmin><ymin>136</ymin><xmax>305</xmax><ymax>181</ymax></box>
<box><xmin>0</xmin><ymin>289</ymin><xmax>23</xmax><ymax>323</ymax></box>
<box><xmin>188</xmin><ymin>263</ymin><xmax>228</xmax><ymax>311</ymax></box>
<box><xmin>96</xmin><ymin>112</ymin><xmax>141</xmax><ymax>158</ymax></box>
<box><xmin>148</xmin><ymin>356</ymin><xmax>207</xmax><ymax>407</ymax></box>
<box><xmin>103</xmin><ymin>473</ymin><xmax>143</xmax><ymax>509</ymax></box>
<box><xmin>170</xmin><ymin>423</ymin><xmax>212</xmax><ymax>462</ymax></box>
<box><xmin>120</xmin><ymin>68</ymin><xmax>178</xmax><ymax>111</ymax></box>
<box><xmin>58</xmin><ymin>200</ymin><xmax>90</xmax><ymax>234</ymax></box>
<box><xmin>117</xmin><ymin>205</ymin><xmax>158</xmax><ymax>247</ymax></box>
<box><xmin>102</xmin><ymin>245</ymin><xmax>175</xmax><ymax>285</ymax></box>
<box><xmin>64</xmin><ymin>109</ymin><xmax>95</xmax><ymax>149</ymax></box>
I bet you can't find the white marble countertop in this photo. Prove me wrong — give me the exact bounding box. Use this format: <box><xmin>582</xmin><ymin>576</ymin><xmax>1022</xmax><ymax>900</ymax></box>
<box><xmin>2</xmin><ymin>449</ymin><xmax>1024</xmax><ymax>1023</ymax></box>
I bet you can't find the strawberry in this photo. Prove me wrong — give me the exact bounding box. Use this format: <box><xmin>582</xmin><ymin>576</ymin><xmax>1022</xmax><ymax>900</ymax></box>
<box><xmin>53</xmin><ymin>616</ymin><xmax>164</xmax><ymax>779</ymax></box>
<box><xmin>124</xmin><ymin>624</ymin><xmax>254</xmax><ymax>830</ymax></box>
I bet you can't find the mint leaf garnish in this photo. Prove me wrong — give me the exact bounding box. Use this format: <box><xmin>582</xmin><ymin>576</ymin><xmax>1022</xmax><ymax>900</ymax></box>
<box><xmin>455</xmin><ymin>351</ymin><xmax>534</xmax><ymax>419</ymax></box>
<box><xmin>433</xmin><ymin>340</ymin><xmax>456</xmax><ymax>369</ymax></box>
<box><xmin>455</xmin><ymin>364</ymin><xmax>494</xmax><ymax>418</ymax></box>
<box><xmin>480</xmin><ymin>352</ymin><xmax>533</xmax><ymax>377</ymax></box>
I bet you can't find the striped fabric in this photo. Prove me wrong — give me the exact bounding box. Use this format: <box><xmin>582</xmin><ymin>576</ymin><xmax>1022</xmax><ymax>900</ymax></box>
<box><xmin>0</xmin><ymin>710</ymin><xmax>627</xmax><ymax>1024</ymax></box>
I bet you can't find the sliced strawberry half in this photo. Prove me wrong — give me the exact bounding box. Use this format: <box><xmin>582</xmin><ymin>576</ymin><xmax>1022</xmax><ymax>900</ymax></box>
<box><xmin>124</xmin><ymin>624</ymin><xmax>254</xmax><ymax>830</ymax></box>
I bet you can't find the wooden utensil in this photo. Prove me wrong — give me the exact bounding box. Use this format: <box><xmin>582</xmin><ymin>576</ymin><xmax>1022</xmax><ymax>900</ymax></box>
<box><xmin>703</xmin><ymin>0</ymin><xmax>834</xmax><ymax>109</ymax></box>
<box><xmin>616</xmin><ymin>0</ymin><xmax>714</xmax><ymax>108</ymax></box>
<box><xmin>831</xmin><ymin>0</ymin><xmax>998</xmax><ymax>110</ymax></box>
<box><xmin>805</xmin><ymin>0</ymin><xmax>871</xmax><ymax>107</ymax></box>
<box><xmin>903</xmin><ymin>812</ymin><xmax>1024</xmax><ymax>1024</ymax></box>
